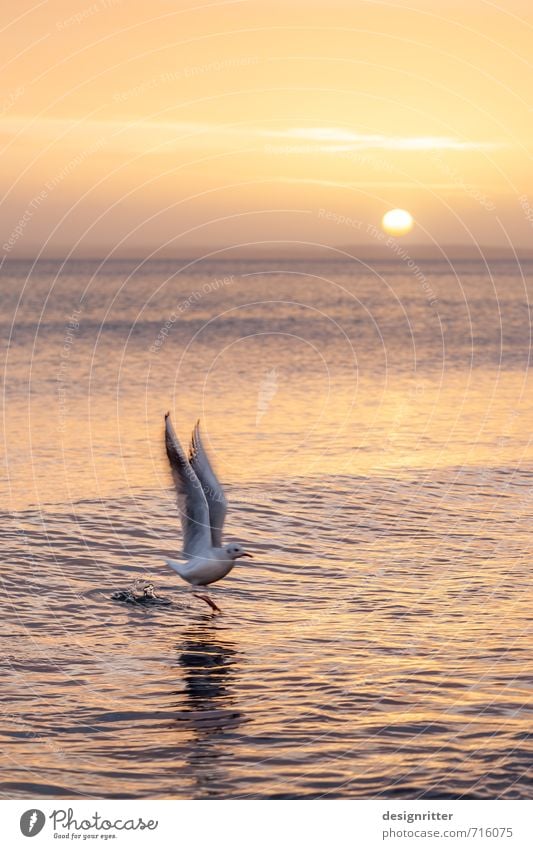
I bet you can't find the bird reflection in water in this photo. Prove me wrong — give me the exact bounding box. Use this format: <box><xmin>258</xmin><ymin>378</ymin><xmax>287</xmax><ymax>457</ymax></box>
<box><xmin>173</xmin><ymin>624</ymin><xmax>244</xmax><ymax>794</ymax></box>
<box><xmin>178</xmin><ymin>626</ymin><xmax>239</xmax><ymax>711</ymax></box>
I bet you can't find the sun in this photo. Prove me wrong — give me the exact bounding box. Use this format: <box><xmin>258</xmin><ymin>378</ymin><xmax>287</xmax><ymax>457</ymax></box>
<box><xmin>382</xmin><ymin>208</ymin><xmax>414</xmax><ymax>236</ymax></box>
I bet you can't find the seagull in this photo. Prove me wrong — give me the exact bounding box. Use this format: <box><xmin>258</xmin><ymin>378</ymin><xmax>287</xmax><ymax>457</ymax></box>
<box><xmin>163</xmin><ymin>413</ymin><xmax>253</xmax><ymax>612</ymax></box>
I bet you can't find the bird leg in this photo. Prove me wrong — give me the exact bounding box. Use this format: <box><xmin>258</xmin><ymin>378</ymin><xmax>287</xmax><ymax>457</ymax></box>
<box><xmin>193</xmin><ymin>592</ymin><xmax>221</xmax><ymax>613</ymax></box>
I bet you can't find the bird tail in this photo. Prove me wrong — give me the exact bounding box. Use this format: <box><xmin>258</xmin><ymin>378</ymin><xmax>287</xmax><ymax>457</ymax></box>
<box><xmin>165</xmin><ymin>557</ymin><xmax>188</xmax><ymax>578</ymax></box>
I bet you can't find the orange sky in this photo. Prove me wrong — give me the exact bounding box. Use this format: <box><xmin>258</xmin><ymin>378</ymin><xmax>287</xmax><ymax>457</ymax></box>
<box><xmin>1</xmin><ymin>0</ymin><xmax>533</xmax><ymax>257</ymax></box>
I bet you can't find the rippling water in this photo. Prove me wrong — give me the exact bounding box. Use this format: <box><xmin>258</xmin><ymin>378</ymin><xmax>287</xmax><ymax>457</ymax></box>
<box><xmin>1</xmin><ymin>258</ymin><xmax>532</xmax><ymax>798</ymax></box>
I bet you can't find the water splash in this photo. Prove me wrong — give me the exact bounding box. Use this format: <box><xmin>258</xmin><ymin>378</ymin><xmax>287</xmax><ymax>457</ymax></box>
<box><xmin>111</xmin><ymin>579</ymin><xmax>172</xmax><ymax>606</ymax></box>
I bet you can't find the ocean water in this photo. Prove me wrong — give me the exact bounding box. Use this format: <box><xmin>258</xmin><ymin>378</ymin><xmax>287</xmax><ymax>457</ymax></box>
<box><xmin>1</xmin><ymin>257</ymin><xmax>532</xmax><ymax>799</ymax></box>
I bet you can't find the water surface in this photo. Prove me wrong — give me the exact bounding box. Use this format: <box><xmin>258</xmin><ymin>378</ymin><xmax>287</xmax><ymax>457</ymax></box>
<box><xmin>1</xmin><ymin>258</ymin><xmax>532</xmax><ymax>798</ymax></box>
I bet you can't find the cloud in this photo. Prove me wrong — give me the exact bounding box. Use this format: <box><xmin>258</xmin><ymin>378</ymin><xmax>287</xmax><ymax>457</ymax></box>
<box><xmin>265</xmin><ymin>127</ymin><xmax>500</xmax><ymax>151</ymax></box>
<box><xmin>0</xmin><ymin>116</ymin><xmax>501</xmax><ymax>157</ymax></box>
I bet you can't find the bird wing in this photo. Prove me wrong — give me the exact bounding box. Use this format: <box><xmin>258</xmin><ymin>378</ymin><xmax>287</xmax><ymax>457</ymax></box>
<box><xmin>165</xmin><ymin>413</ymin><xmax>211</xmax><ymax>557</ymax></box>
<box><xmin>188</xmin><ymin>420</ymin><xmax>228</xmax><ymax>548</ymax></box>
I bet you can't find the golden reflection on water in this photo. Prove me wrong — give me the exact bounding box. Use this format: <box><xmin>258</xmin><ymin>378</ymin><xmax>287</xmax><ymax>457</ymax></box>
<box><xmin>4</xmin><ymin>369</ymin><xmax>532</xmax><ymax>510</ymax></box>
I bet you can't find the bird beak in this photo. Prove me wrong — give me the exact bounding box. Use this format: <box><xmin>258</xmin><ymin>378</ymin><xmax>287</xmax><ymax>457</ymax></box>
<box><xmin>240</xmin><ymin>551</ymin><xmax>253</xmax><ymax>558</ymax></box>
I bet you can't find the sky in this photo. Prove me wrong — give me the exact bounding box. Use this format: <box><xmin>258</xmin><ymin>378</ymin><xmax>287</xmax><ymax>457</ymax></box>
<box><xmin>1</xmin><ymin>0</ymin><xmax>533</xmax><ymax>258</ymax></box>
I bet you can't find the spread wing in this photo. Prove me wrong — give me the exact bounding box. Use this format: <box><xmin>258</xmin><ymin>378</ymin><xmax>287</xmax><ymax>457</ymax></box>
<box><xmin>165</xmin><ymin>413</ymin><xmax>211</xmax><ymax>557</ymax></box>
<box><xmin>189</xmin><ymin>421</ymin><xmax>228</xmax><ymax>548</ymax></box>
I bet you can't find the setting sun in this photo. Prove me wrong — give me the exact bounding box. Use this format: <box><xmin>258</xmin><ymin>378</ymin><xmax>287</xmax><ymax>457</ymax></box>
<box><xmin>382</xmin><ymin>208</ymin><xmax>414</xmax><ymax>236</ymax></box>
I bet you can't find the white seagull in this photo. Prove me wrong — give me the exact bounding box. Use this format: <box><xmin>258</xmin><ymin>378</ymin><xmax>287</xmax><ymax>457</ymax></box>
<box><xmin>164</xmin><ymin>413</ymin><xmax>253</xmax><ymax>612</ymax></box>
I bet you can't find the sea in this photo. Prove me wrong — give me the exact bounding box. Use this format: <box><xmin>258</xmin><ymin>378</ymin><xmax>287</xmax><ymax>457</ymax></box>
<box><xmin>0</xmin><ymin>257</ymin><xmax>531</xmax><ymax>798</ymax></box>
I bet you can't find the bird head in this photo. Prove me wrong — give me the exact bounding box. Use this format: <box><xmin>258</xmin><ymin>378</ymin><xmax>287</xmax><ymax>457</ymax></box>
<box><xmin>225</xmin><ymin>543</ymin><xmax>253</xmax><ymax>560</ymax></box>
